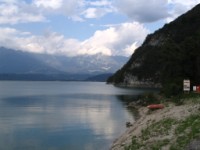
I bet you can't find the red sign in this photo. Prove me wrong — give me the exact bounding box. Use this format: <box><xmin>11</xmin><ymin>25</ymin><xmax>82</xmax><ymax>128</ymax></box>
<box><xmin>196</xmin><ymin>86</ymin><xmax>200</xmax><ymax>93</ymax></box>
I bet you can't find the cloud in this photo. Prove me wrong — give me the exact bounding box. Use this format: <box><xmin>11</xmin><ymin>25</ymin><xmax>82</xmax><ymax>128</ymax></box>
<box><xmin>81</xmin><ymin>0</ymin><xmax>114</xmax><ymax>19</ymax></box>
<box><xmin>167</xmin><ymin>0</ymin><xmax>200</xmax><ymax>22</ymax></box>
<box><xmin>82</xmin><ymin>7</ymin><xmax>112</xmax><ymax>19</ymax></box>
<box><xmin>0</xmin><ymin>0</ymin><xmax>199</xmax><ymax>24</ymax></box>
<box><xmin>0</xmin><ymin>0</ymin><xmax>84</xmax><ymax>24</ymax></box>
<box><xmin>0</xmin><ymin>27</ymin><xmax>83</xmax><ymax>56</ymax></box>
<box><xmin>116</xmin><ymin>0</ymin><xmax>169</xmax><ymax>23</ymax></box>
<box><xmin>80</xmin><ymin>22</ymin><xmax>148</xmax><ymax>56</ymax></box>
<box><xmin>116</xmin><ymin>0</ymin><xmax>200</xmax><ymax>23</ymax></box>
<box><xmin>0</xmin><ymin>22</ymin><xmax>148</xmax><ymax>56</ymax></box>
<box><xmin>34</xmin><ymin>0</ymin><xmax>63</xmax><ymax>10</ymax></box>
<box><xmin>33</xmin><ymin>0</ymin><xmax>114</xmax><ymax>21</ymax></box>
<box><xmin>0</xmin><ymin>27</ymin><xmax>31</xmax><ymax>49</ymax></box>
<box><xmin>0</xmin><ymin>0</ymin><xmax>16</xmax><ymax>3</ymax></box>
<box><xmin>89</xmin><ymin>0</ymin><xmax>112</xmax><ymax>7</ymax></box>
<box><xmin>1</xmin><ymin>1</ymin><xmax>199</xmax><ymax>57</ymax></box>
<box><xmin>17</xmin><ymin>31</ymin><xmax>81</xmax><ymax>56</ymax></box>
<box><xmin>0</xmin><ymin>1</ymin><xmax>45</xmax><ymax>24</ymax></box>
<box><xmin>33</xmin><ymin>0</ymin><xmax>84</xmax><ymax>17</ymax></box>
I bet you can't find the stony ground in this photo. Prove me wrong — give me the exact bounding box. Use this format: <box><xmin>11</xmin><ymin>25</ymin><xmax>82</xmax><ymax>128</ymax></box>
<box><xmin>110</xmin><ymin>96</ymin><xmax>200</xmax><ymax>150</ymax></box>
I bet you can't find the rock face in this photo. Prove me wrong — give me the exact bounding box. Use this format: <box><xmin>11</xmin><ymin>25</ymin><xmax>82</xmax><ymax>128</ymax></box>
<box><xmin>120</xmin><ymin>74</ymin><xmax>161</xmax><ymax>88</ymax></box>
<box><xmin>107</xmin><ymin>4</ymin><xmax>200</xmax><ymax>89</ymax></box>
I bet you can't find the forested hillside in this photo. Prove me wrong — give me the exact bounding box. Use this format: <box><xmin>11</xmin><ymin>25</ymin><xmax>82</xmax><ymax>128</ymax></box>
<box><xmin>107</xmin><ymin>4</ymin><xmax>200</xmax><ymax>95</ymax></box>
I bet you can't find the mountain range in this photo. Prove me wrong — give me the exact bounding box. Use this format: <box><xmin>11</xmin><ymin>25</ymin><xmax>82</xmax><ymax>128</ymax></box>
<box><xmin>0</xmin><ymin>47</ymin><xmax>128</xmax><ymax>81</ymax></box>
<box><xmin>108</xmin><ymin>4</ymin><xmax>200</xmax><ymax>96</ymax></box>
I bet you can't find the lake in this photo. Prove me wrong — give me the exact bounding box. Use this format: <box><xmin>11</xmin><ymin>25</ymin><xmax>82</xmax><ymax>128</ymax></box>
<box><xmin>0</xmin><ymin>81</ymin><xmax>155</xmax><ymax>150</ymax></box>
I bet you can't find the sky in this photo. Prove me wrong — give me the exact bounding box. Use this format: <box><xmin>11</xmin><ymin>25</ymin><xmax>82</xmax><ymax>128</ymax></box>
<box><xmin>0</xmin><ymin>0</ymin><xmax>199</xmax><ymax>57</ymax></box>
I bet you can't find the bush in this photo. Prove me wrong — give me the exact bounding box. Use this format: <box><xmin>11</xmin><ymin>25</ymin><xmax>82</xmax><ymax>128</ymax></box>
<box><xmin>138</xmin><ymin>93</ymin><xmax>161</xmax><ymax>106</ymax></box>
<box><xmin>162</xmin><ymin>82</ymin><xmax>183</xmax><ymax>97</ymax></box>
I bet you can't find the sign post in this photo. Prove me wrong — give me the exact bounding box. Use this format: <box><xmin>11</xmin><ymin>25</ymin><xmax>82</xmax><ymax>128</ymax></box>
<box><xmin>183</xmin><ymin>80</ymin><xmax>190</xmax><ymax>92</ymax></box>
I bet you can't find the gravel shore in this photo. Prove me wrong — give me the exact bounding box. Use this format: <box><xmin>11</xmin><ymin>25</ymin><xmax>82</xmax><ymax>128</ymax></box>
<box><xmin>110</xmin><ymin>99</ymin><xmax>200</xmax><ymax>150</ymax></box>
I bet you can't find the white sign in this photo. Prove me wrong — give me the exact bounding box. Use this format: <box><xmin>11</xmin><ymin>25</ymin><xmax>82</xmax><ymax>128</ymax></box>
<box><xmin>183</xmin><ymin>80</ymin><xmax>190</xmax><ymax>91</ymax></box>
<box><xmin>193</xmin><ymin>86</ymin><xmax>196</xmax><ymax>92</ymax></box>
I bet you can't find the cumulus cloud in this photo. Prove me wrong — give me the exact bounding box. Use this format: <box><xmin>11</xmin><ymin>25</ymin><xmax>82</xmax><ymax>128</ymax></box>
<box><xmin>80</xmin><ymin>22</ymin><xmax>148</xmax><ymax>56</ymax></box>
<box><xmin>1</xmin><ymin>0</ymin><xmax>199</xmax><ymax>57</ymax></box>
<box><xmin>0</xmin><ymin>27</ymin><xmax>80</xmax><ymax>55</ymax></box>
<box><xmin>0</xmin><ymin>27</ymin><xmax>31</xmax><ymax>49</ymax></box>
<box><xmin>33</xmin><ymin>0</ymin><xmax>84</xmax><ymax>18</ymax></box>
<box><xmin>15</xmin><ymin>31</ymin><xmax>81</xmax><ymax>56</ymax></box>
<box><xmin>0</xmin><ymin>22</ymin><xmax>148</xmax><ymax>56</ymax></box>
<box><xmin>0</xmin><ymin>0</ymin><xmax>85</xmax><ymax>24</ymax></box>
<box><xmin>167</xmin><ymin>0</ymin><xmax>200</xmax><ymax>22</ymax></box>
<box><xmin>89</xmin><ymin>0</ymin><xmax>112</xmax><ymax>7</ymax></box>
<box><xmin>0</xmin><ymin>2</ymin><xmax>45</xmax><ymax>24</ymax></box>
<box><xmin>115</xmin><ymin>0</ymin><xmax>200</xmax><ymax>23</ymax></box>
<box><xmin>82</xmin><ymin>7</ymin><xmax>112</xmax><ymax>19</ymax></box>
<box><xmin>33</xmin><ymin>0</ymin><xmax>113</xmax><ymax>21</ymax></box>
<box><xmin>0</xmin><ymin>0</ymin><xmax>199</xmax><ymax>24</ymax></box>
<box><xmin>34</xmin><ymin>0</ymin><xmax>63</xmax><ymax>10</ymax></box>
<box><xmin>33</xmin><ymin>0</ymin><xmax>114</xmax><ymax>20</ymax></box>
<box><xmin>0</xmin><ymin>0</ymin><xmax>16</xmax><ymax>3</ymax></box>
<box><xmin>116</xmin><ymin>0</ymin><xmax>169</xmax><ymax>22</ymax></box>
<box><xmin>81</xmin><ymin>0</ymin><xmax>114</xmax><ymax>19</ymax></box>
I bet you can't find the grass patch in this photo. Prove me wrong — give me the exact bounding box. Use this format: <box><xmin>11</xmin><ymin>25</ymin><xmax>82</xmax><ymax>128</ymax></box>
<box><xmin>124</xmin><ymin>136</ymin><xmax>142</xmax><ymax>150</ymax></box>
<box><xmin>125</xmin><ymin>137</ymin><xmax>171</xmax><ymax>150</ymax></box>
<box><xmin>141</xmin><ymin>118</ymin><xmax>177</xmax><ymax>140</ymax></box>
<box><xmin>123</xmin><ymin>93</ymin><xmax>200</xmax><ymax>150</ymax></box>
<box><xmin>125</xmin><ymin>118</ymin><xmax>177</xmax><ymax>150</ymax></box>
<box><xmin>137</xmin><ymin>92</ymin><xmax>200</xmax><ymax>107</ymax></box>
<box><xmin>172</xmin><ymin>93</ymin><xmax>200</xmax><ymax>105</ymax></box>
<box><xmin>124</xmin><ymin>115</ymin><xmax>200</xmax><ymax>150</ymax></box>
<box><xmin>125</xmin><ymin>114</ymin><xmax>200</xmax><ymax>150</ymax></box>
<box><xmin>150</xmin><ymin>139</ymin><xmax>170</xmax><ymax>150</ymax></box>
<box><xmin>170</xmin><ymin>114</ymin><xmax>200</xmax><ymax>150</ymax></box>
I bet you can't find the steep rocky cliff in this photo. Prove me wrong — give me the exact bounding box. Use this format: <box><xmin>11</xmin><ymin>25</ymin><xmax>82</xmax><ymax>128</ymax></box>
<box><xmin>107</xmin><ymin>4</ymin><xmax>200</xmax><ymax>93</ymax></box>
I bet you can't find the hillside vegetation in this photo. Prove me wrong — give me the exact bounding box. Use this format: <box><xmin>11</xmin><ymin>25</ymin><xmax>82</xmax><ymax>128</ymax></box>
<box><xmin>107</xmin><ymin>4</ymin><xmax>200</xmax><ymax>96</ymax></box>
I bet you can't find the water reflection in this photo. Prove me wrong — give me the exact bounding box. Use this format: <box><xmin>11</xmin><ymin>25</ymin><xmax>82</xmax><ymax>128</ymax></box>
<box><xmin>0</xmin><ymin>81</ymin><xmax>156</xmax><ymax>150</ymax></box>
<box><xmin>0</xmin><ymin>96</ymin><xmax>132</xmax><ymax>149</ymax></box>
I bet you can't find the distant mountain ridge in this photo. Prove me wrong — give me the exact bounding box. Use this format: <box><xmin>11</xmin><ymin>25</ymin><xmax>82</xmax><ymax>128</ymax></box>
<box><xmin>0</xmin><ymin>47</ymin><xmax>61</xmax><ymax>74</ymax></box>
<box><xmin>107</xmin><ymin>4</ymin><xmax>200</xmax><ymax>95</ymax></box>
<box><xmin>0</xmin><ymin>47</ymin><xmax>127</xmax><ymax>81</ymax></box>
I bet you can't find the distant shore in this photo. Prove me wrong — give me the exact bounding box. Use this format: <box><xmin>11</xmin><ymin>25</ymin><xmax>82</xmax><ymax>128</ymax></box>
<box><xmin>110</xmin><ymin>94</ymin><xmax>200</xmax><ymax>150</ymax></box>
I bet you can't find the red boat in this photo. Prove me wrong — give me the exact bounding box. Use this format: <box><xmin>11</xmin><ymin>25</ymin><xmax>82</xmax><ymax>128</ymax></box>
<box><xmin>147</xmin><ymin>104</ymin><xmax>164</xmax><ymax>109</ymax></box>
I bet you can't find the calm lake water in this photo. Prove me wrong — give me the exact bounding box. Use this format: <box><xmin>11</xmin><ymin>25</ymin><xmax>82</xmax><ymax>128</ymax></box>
<box><xmin>0</xmin><ymin>81</ymin><xmax>155</xmax><ymax>150</ymax></box>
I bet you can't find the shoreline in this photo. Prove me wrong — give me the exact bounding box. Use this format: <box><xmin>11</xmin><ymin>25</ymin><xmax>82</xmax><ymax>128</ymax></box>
<box><xmin>110</xmin><ymin>96</ymin><xmax>200</xmax><ymax>150</ymax></box>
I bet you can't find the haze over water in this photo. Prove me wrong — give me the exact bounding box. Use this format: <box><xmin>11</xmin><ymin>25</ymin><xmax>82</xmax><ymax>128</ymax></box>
<box><xmin>0</xmin><ymin>81</ymin><xmax>155</xmax><ymax>150</ymax></box>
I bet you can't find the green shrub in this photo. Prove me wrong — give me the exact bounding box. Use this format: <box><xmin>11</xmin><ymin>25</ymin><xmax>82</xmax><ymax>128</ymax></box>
<box><xmin>138</xmin><ymin>93</ymin><xmax>161</xmax><ymax>106</ymax></box>
<box><xmin>162</xmin><ymin>82</ymin><xmax>182</xmax><ymax>97</ymax></box>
